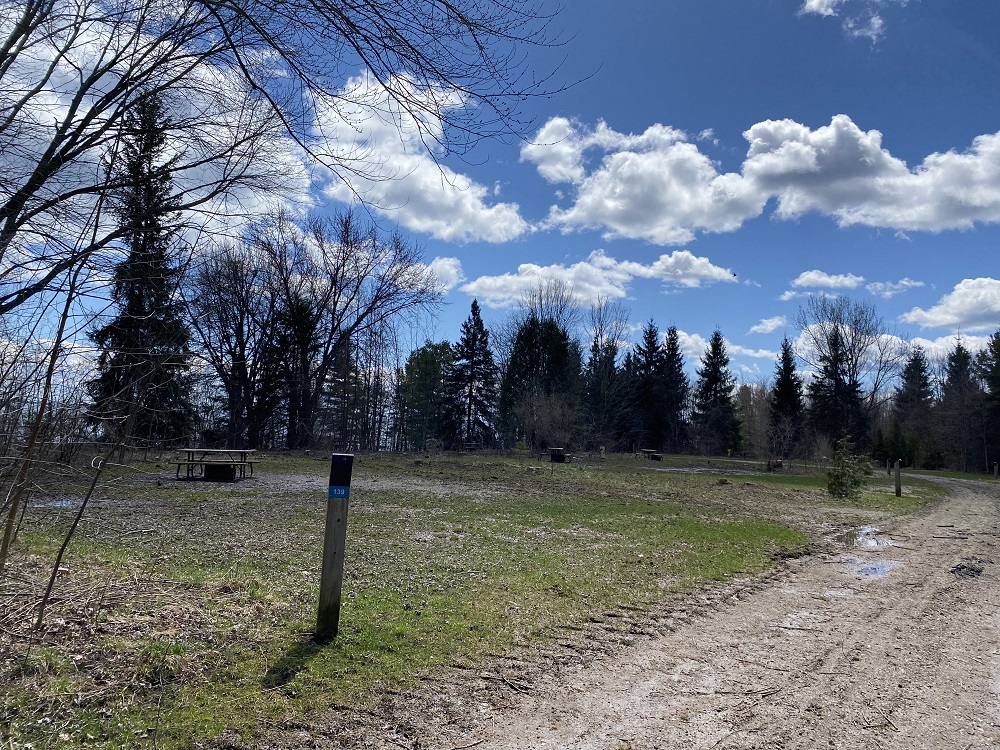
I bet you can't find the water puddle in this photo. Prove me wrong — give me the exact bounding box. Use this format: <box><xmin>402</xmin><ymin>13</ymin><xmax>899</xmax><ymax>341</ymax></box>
<box><xmin>33</xmin><ymin>498</ymin><xmax>78</xmax><ymax>509</ymax></box>
<box><xmin>856</xmin><ymin>560</ymin><xmax>901</xmax><ymax>578</ymax></box>
<box><xmin>837</xmin><ymin>525</ymin><xmax>893</xmax><ymax>549</ymax></box>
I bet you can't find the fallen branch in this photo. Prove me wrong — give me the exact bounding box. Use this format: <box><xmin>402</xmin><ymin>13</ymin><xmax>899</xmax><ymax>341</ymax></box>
<box><xmin>775</xmin><ymin>625</ymin><xmax>819</xmax><ymax>632</ymax></box>
<box><xmin>873</xmin><ymin>705</ymin><xmax>899</xmax><ymax>732</ymax></box>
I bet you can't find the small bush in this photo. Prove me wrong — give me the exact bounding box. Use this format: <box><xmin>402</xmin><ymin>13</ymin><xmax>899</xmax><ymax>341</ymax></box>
<box><xmin>826</xmin><ymin>439</ymin><xmax>871</xmax><ymax>498</ymax></box>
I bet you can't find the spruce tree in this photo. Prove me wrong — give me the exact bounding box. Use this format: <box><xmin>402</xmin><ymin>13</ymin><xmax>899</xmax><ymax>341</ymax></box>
<box><xmin>936</xmin><ymin>340</ymin><xmax>984</xmax><ymax>472</ymax></box>
<box><xmin>87</xmin><ymin>95</ymin><xmax>194</xmax><ymax>446</ymax></box>
<box><xmin>662</xmin><ymin>326</ymin><xmax>690</xmax><ymax>453</ymax></box>
<box><xmin>499</xmin><ymin>315</ymin><xmax>582</xmax><ymax>450</ymax></box>
<box><xmin>400</xmin><ymin>341</ymin><xmax>455</xmax><ymax>450</ymax></box>
<box><xmin>582</xmin><ymin>326</ymin><xmax>621</xmax><ymax>450</ymax></box>
<box><xmin>446</xmin><ymin>300</ymin><xmax>498</xmax><ymax>447</ymax></box>
<box><xmin>629</xmin><ymin>320</ymin><xmax>668</xmax><ymax>450</ymax></box>
<box><xmin>892</xmin><ymin>346</ymin><xmax>934</xmax><ymax>467</ymax></box>
<box><xmin>977</xmin><ymin>331</ymin><xmax>1000</xmax><ymax>471</ymax></box>
<box><xmin>692</xmin><ymin>329</ymin><xmax>741</xmax><ymax>456</ymax></box>
<box><xmin>768</xmin><ymin>337</ymin><xmax>804</xmax><ymax>458</ymax></box>
<box><xmin>807</xmin><ymin>328</ymin><xmax>866</xmax><ymax>451</ymax></box>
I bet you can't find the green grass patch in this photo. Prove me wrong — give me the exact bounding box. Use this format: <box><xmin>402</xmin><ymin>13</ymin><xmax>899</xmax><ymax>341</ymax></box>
<box><xmin>5</xmin><ymin>451</ymin><xmax>928</xmax><ymax>749</ymax></box>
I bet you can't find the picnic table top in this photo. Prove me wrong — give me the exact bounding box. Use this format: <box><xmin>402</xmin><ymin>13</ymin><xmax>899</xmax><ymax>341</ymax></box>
<box><xmin>177</xmin><ymin>448</ymin><xmax>257</xmax><ymax>459</ymax></box>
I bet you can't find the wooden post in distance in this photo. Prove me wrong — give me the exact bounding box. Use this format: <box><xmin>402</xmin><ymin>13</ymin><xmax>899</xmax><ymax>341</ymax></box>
<box><xmin>894</xmin><ymin>459</ymin><xmax>901</xmax><ymax>498</ymax></box>
<box><xmin>317</xmin><ymin>453</ymin><xmax>354</xmax><ymax>642</ymax></box>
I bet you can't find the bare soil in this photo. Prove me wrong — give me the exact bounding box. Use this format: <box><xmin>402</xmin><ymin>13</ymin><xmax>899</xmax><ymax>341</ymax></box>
<box><xmin>262</xmin><ymin>477</ymin><xmax>1000</xmax><ymax>750</ymax></box>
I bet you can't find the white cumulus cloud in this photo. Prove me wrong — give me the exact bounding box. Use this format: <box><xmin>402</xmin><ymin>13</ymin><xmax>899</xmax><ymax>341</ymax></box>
<box><xmin>900</xmin><ymin>278</ymin><xmax>1000</xmax><ymax>332</ymax></box>
<box><xmin>910</xmin><ymin>333</ymin><xmax>993</xmax><ymax>360</ymax></box>
<box><xmin>425</xmin><ymin>257</ymin><xmax>465</xmax><ymax>292</ymax></box>
<box><xmin>779</xmin><ymin>291</ymin><xmax>811</xmax><ymax>302</ymax></box>
<box><xmin>791</xmin><ymin>270</ymin><xmax>865</xmax><ymax>289</ymax></box>
<box><xmin>461</xmin><ymin>249</ymin><xmax>736</xmax><ymax>309</ymax></box>
<box><xmin>320</xmin><ymin>73</ymin><xmax>529</xmax><ymax>244</ymax></box>
<box><xmin>729</xmin><ymin>343</ymin><xmax>779</xmax><ymax>359</ymax></box>
<box><xmin>523</xmin><ymin>114</ymin><xmax>1000</xmax><ymax>246</ymax></box>
<box><xmin>800</xmin><ymin>0</ymin><xmax>845</xmax><ymax>16</ymax></box>
<box><xmin>522</xmin><ymin>120</ymin><xmax>764</xmax><ymax>245</ymax></box>
<box><xmin>677</xmin><ymin>331</ymin><xmax>709</xmax><ymax>362</ymax></box>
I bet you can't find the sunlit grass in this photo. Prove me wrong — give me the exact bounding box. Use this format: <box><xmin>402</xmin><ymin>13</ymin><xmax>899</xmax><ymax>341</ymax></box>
<box><xmin>4</xmin><ymin>450</ymin><xmax>939</xmax><ymax>749</ymax></box>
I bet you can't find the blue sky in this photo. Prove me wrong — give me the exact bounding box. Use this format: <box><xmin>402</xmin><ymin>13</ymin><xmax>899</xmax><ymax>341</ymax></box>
<box><xmin>320</xmin><ymin>0</ymin><xmax>1000</xmax><ymax>377</ymax></box>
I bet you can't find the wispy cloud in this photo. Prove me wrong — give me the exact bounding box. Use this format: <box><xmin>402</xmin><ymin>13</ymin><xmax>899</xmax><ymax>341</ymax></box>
<box><xmin>749</xmin><ymin>316</ymin><xmax>788</xmax><ymax>334</ymax></box>
<box><xmin>866</xmin><ymin>278</ymin><xmax>924</xmax><ymax>299</ymax></box>
<box><xmin>799</xmin><ymin>0</ymin><xmax>907</xmax><ymax>44</ymax></box>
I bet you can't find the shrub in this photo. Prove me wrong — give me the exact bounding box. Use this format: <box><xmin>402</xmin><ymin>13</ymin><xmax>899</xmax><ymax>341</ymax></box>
<box><xmin>827</xmin><ymin>439</ymin><xmax>871</xmax><ymax>498</ymax></box>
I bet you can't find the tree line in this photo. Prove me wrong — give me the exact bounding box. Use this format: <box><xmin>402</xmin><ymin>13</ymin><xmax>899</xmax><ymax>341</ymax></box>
<box><xmin>398</xmin><ymin>293</ymin><xmax>1000</xmax><ymax>475</ymax></box>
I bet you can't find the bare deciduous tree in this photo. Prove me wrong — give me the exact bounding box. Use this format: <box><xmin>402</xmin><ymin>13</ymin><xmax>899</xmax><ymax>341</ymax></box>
<box><xmin>1</xmin><ymin>0</ymin><xmax>563</xmax><ymax>316</ymax></box>
<box><xmin>795</xmin><ymin>294</ymin><xmax>906</xmax><ymax>415</ymax></box>
<box><xmin>188</xmin><ymin>210</ymin><xmax>442</xmax><ymax>449</ymax></box>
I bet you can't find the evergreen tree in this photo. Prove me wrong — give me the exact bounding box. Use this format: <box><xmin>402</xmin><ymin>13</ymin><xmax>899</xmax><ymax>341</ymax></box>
<box><xmin>661</xmin><ymin>326</ymin><xmax>690</xmax><ymax>453</ymax></box>
<box><xmin>936</xmin><ymin>340</ymin><xmax>984</xmax><ymax>473</ymax></box>
<box><xmin>807</xmin><ymin>328</ymin><xmax>867</xmax><ymax>451</ymax></box>
<box><xmin>892</xmin><ymin>345</ymin><xmax>935</xmax><ymax>467</ymax></box>
<box><xmin>977</xmin><ymin>331</ymin><xmax>1000</xmax><ymax>471</ymax></box>
<box><xmin>582</xmin><ymin>325</ymin><xmax>622</xmax><ymax>450</ymax></box>
<box><xmin>629</xmin><ymin>320</ymin><xmax>668</xmax><ymax>450</ymax></box>
<box><xmin>499</xmin><ymin>315</ymin><xmax>582</xmax><ymax>450</ymax></box>
<box><xmin>400</xmin><ymin>341</ymin><xmax>455</xmax><ymax>450</ymax></box>
<box><xmin>692</xmin><ymin>329</ymin><xmax>741</xmax><ymax>456</ymax></box>
<box><xmin>768</xmin><ymin>337</ymin><xmax>805</xmax><ymax>458</ymax></box>
<box><xmin>445</xmin><ymin>300</ymin><xmax>498</xmax><ymax>448</ymax></box>
<box><xmin>87</xmin><ymin>95</ymin><xmax>194</xmax><ymax>446</ymax></box>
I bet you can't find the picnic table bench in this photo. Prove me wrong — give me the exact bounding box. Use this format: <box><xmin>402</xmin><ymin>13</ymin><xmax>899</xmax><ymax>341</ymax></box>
<box><xmin>640</xmin><ymin>448</ymin><xmax>663</xmax><ymax>461</ymax></box>
<box><xmin>175</xmin><ymin>448</ymin><xmax>257</xmax><ymax>481</ymax></box>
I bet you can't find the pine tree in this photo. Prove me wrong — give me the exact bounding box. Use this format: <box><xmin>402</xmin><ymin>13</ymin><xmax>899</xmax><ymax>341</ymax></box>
<box><xmin>499</xmin><ymin>315</ymin><xmax>582</xmax><ymax>450</ymax></box>
<box><xmin>768</xmin><ymin>337</ymin><xmax>804</xmax><ymax>458</ymax></box>
<box><xmin>807</xmin><ymin>328</ymin><xmax>866</xmax><ymax>451</ymax></box>
<box><xmin>400</xmin><ymin>341</ymin><xmax>455</xmax><ymax>450</ymax></box>
<box><xmin>936</xmin><ymin>340</ymin><xmax>984</xmax><ymax>473</ymax></box>
<box><xmin>87</xmin><ymin>95</ymin><xmax>194</xmax><ymax>447</ymax></box>
<box><xmin>892</xmin><ymin>346</ymin><xmax>934</xmax><ymax>467</ymax></box>
<box><xmin>662</xmin><ymin>326</ymin><xmax>690</xmax><ymax>453</ymax></box>
<box><xmin>582</xmin><ymin>327</ymin><xmax>621</xmax><ymax>450</ymax></box>
<box><xmin>977</xmin><ymin>331</ymin><xmax>1000</xmax><ymax>471</ymax></box>
<box><xmin>692</xmin><ymin>329</ymin><xmax>741</xmax><ymax>456</ymax></box>
<box><xmin>446</xmin><ymin>300</ymin><xmax>498</xmax><ymax>448</ymax></box>
<box><xmin>629</xmin><ymin>320</ymin><xmax>668</xmax><ymax>450</ymax></box>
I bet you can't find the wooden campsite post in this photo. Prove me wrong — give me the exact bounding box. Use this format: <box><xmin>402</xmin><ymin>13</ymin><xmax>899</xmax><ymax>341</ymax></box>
<box><xmin>317</xmin><ymin>453</ymin><xmax>354</xmax><ymax>642</ymax></box>
<box><xmin>894</xmin><ymin>459</ymin><xmax>902</xmax><ymax>498</ymax></box>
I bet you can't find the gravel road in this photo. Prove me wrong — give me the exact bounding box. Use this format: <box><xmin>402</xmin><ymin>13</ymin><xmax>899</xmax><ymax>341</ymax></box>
<box><xmin>449</xmin><ymin>477</ymin><xmax>1000</xmax><ymax>750</ymax></box>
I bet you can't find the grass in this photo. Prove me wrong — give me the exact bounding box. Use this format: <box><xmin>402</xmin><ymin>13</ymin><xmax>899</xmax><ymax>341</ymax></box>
<box><xmin>1</xmin><ymin>451</ymin><xmax>938</xmax><ymax>749</ymax></box>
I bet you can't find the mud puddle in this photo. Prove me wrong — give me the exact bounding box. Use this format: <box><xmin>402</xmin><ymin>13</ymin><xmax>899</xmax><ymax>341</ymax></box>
<box><xmin>837</xmin><ymin>525</ymin><xmax>893</xmax><ymax>548</ymax></box>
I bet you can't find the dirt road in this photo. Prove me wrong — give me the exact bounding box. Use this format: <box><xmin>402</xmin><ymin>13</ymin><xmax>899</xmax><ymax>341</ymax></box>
<box><xmin>330</xmin><ymin>478</ymin><xmax>999</xmax><ymax>750</ymax></box>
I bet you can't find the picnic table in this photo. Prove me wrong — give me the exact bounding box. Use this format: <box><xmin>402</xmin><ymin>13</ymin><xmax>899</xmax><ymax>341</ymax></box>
<box><xmin>176</xmin><ymin>448</ymin><xmax>257</xmax><ymax>481</ymax></box>
<box><xmin>640</xmin><ymin>448</ymin><xmax>663</xmax><ymax>461</ymax></box>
